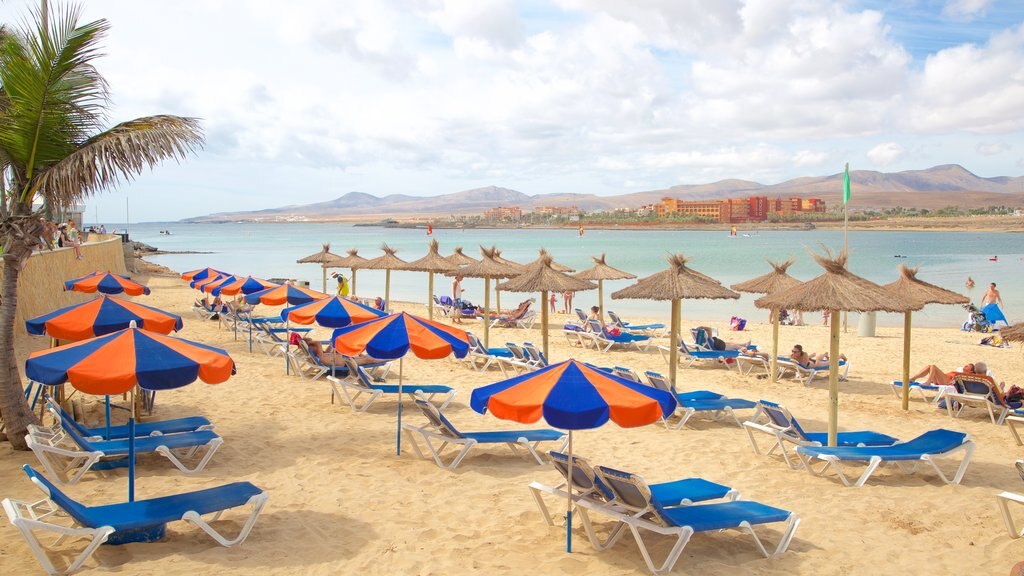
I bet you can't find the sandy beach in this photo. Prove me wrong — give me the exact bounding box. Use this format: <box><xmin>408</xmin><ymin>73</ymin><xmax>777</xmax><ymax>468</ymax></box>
<box><xmin>2</xmin><ymin>270</ymin><xmax>1023</xmax><ymax>575</ymax></box>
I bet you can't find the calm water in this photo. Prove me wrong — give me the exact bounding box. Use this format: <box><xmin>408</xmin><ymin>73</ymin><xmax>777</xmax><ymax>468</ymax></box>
<box><xmin>121</xmin><ymin>222</ymin><xmax>1020</xmax><ymax>328</ymax></box>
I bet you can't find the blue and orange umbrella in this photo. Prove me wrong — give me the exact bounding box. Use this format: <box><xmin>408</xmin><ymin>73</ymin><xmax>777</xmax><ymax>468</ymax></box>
<box><xmin>181</xmin><ymin>267</ymin><xmax>230</xmax><ymax>282</ymax></box>
<box><xmin>200</xmin><ymin>275</ymin><xmax>238</xmax><ymax>294</ymax></box>
<box><xmin>64</xmin><ymin>271</ymin><xmax>150</xmax><ymax>296</ymax></box>
<box><xmin>282</xmin><ymin>296</ymin><xmax>385</xmax><ymax>328</ymax></box>
<box><xmin>332</xmin><ymin>312</ymin><xmax>470</xmax><ymax>453</ymax></box>
<box><xmin>26</xmin><ymin>295</ymin><xmax>183</xmax><ymax>340</ymax></box>
<box><xmin>25</xmin><ymin>327</ymin><xmax>235</xmax><ymax>501</ymax></box>
<box><xmin>214</xmin><ymin>276</ymin><xmax>279</xmax><ymax>297</ymax></box>
<box><xmin>471</xmin><ymin>359</ymin><xmax>675</xmax><ymax>552</ymax></box>
<box><xmin>245</xmin><ymin>283</ymin><xmax>328</xmax><ymax>306</ymax></box>
<box><xmin>191</xmin><ymin>273</ymin><xmax>230</xmax><ymax>291</ymax></box>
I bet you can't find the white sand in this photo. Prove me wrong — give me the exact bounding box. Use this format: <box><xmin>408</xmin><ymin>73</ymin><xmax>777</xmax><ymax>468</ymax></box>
<box><xmin>2</xmin><ymin>273</ymin><xmax>1023</xmax><ymax>575</ymax></box>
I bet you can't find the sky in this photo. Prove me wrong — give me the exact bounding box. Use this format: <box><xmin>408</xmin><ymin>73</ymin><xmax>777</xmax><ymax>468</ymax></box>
<box><xmin>2</xmin><ymin>0</ymin><xmax>1023</xmax><ymax>222</ymax></box>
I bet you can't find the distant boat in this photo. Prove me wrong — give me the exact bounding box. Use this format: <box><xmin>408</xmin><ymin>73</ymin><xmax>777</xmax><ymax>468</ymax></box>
<box><xmin>990</xmin><ymin>256</ymin><xmax>998</xmax><ymax>261</ymax></box>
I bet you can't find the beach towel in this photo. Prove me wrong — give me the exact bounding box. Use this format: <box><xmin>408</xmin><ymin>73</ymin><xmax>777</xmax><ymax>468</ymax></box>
<box><xmin>730</xmin><ymin>316</ymin><xmax>747</xmax><ymax>331</ymax></box>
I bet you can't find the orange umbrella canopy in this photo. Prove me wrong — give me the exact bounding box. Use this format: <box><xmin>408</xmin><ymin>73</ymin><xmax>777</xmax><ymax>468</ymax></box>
<box><xmin>64</xmin><ymin>271</ymin><xmax>150</xmax><ymax>296</ymax></box>
<box><xmin>26</xmin><ymin>296</ymin><xmax>182</xmax><ymax>340</ymax></box>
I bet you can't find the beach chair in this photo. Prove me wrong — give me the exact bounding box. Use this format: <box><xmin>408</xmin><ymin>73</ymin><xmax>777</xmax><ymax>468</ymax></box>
<box><xmin>2</xmin><ymin>465</ymin><xmax>267</xmax><ymax>575</ymax></box>
<box><xmin>998</xmin><ymin>472</ymin><xmax>1024</xmax><ymax>539</ymax></box>
<box><xmin>326</xmin><ymin>358</ymin><xmax>455</xmax><ymax>413</ymax></box>
<box><xmin>643</xmin><ymin>371</ymin><xmax>755</xmax><ymax>429</ymax></box>
<box><xmin>505</xmin><ymin>343</ymin><xmax>540</xmax><ymax>372</ymax></box>
<box><xmin>39</xmin><ymin>400</ymin><xmax>213</xmax><ymax>441</ymax></box>
<box><xmin>590</xmin><ymin>466</ymin><xmax>800</xmax><ymax>574</ymax></box>
<box><xmin>889</xmin><ymin>380</ymin><xmax>952</xmax><ymax>404</ymax></box>
<box><xmin>584</xmin><ymin>319</ymin><xmax>651</xmax><ymax>352</ymax></box>
<box><xmin>434</xmin><ymin>295</ymin><xmax>454</xmax><ymax>317</ymax></box>
<box><xmin>465</xmin><ymin>332</ymin><xmax>514</xmax><ymax>374</ymax></box>
<box><xmin>562</xmin><ymin>323</ymin><xmax>587</xmax><ymax>347</ymax></box>
<box><xmin>521</xmin><ymin>342</ymin><xmax>549</xmax><ymax>368</ymax></box>
<box><xmin>946</xmin><ymin>373</ymin><xmax>1022</xmax><ymax>424</ymax></box>
<box><xmin>607</xmin><ymin>311</ymin><xmax>667</xmax><ymax>337</ymax></box>
<box><xmin>529</xmin><ymin>451</ymin><xmax>739</xmax><ymax>552</ymax></box>
<box><xmin>286</xmin><ymin>338</ymin><xmax>333</xmax><ymax>381</ymax></box>
<box><xmin>657</xmin><ymin>340</ymin><xmax>739</xmax><ymax>370</ymax></box>
<box><xmin>25</xmin><ymin>418</ymin><xmax>223</xmax><ymax>485</ymax></box>
<box><xmin>794</xmin><ymin>429</ymin><xmax>975</xmax><ymax>487</ymax></box>
<box><xmin>491</xmin><ymin>300</ymin><xmax>534</xmax><ymax>328</ymax></box>
<box><xmin>1006</xmin><ymin>415</ymin><xmax>1024</xmax><ymax>446</ymax></box>
<box><xmin>776</xmin><ymin>357</ymin><xmax>850</xmax><ymax>386</ymax></box>
<box><xmin>401</xmin><ymin>396</ymin><xmax>567</xmax><ymax>470</ymax></box>
<box><xmin>742</xmin><ymin>400</ymin><xmax>899</xmax><ymax>469</ymax></box>
<box><xmin>253</xmin><ymin>322</ymin><xmax>294</xmax><ymax>357</ymax></box>
<box><xmin>612</xmin><ymin>366</ymin><xmax>641</xmax><ymax>382</ymax></box>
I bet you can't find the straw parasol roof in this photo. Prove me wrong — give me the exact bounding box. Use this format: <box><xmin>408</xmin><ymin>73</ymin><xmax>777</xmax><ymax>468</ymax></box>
<box><xmin>327</xmin><ymin>248</ymin><xmax>369</xmax><ymax>269</ymax></box>
<box><xmin>446</xmin><ymin>246</ymin><xmax>519</xmax><ymax>279</ymax></box>
<box><xmin>297</xmin><ymin>243</ymin><xmax>341</xmax><ymax>264</ymax></box>
<box><xmin>405</xmin><ymin>239</ymin><xmax>459</xmax><ymax>273</ymax></box>
<box><xmin>883</xmin><ymin>264</ymin><xmax>969</xmax><ymax>307</ymax></box>
<box><xmin>572</xmin><ymin>253</ymin><xmax>636</xmax><ymax>282</ymax></box>
<box><xmin>360</xmin><ymin>243</ymin><xmax>409</xmax><ymax>271</ymax></box>
<box><xmin>492</xmin><ymin>247</ymin><xmax>526</xmax><ymax>272</ymax></box>
<box><xmin>612</xmin><ymin>254</ymin><xmax>740</xmax><ymax>301</ymax></box>
<box><xmin>524</xmin><ymin>250</ymin><xmax>575</xmax><ymax>273</ymax></box>
<box><xmin>755</xmin><ymin>250</ymin><xmax>920</xmax><ymax>313</ymax></box>
<box><xmin>730</xmin><ymin>258</ymin><xmax>801</xmax><ymax>295</ymax></box>
<box><xmin>446</xmin><ymin>246</ymin><xmax>479</xmax><ymax>267</ymax></box>
<box><xmin>497</xmin><ymin>252</ymin><xmax>595</xmax><ymax>294</ymax></box>
<box><xmin>1001</xmin><ymin>323</ymin><xmax>1024</xmax><ymax>342</ymax></box>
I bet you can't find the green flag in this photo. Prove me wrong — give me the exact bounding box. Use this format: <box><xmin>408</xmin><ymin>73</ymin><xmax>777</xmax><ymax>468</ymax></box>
<box><xmin>843</xmin><ymin>164</ymin><xmax>851</xmax><ymax>204</ymax></box>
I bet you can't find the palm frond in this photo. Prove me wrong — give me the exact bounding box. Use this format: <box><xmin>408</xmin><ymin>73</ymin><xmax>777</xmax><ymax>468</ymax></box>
<box><xmin>34</xmin><ymin>115</ymin><xmax>203</xmax><ymax>205</ymax></box>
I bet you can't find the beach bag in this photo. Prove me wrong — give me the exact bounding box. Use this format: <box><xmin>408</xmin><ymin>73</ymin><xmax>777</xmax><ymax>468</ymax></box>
<box><xmin>563</xmin><ymin>323</ymin><xmax>583</xmax><ymax>332</ymax></box>
<box><xmin>289</xmin><ymin>332</ymin><xmax>303</xmax><ymax>345</ymax></box>
<box><xmin>604</xmin><ymin>327</ymin><xmax>622</xmax><ymax>337</ymax></box>
<box><xmin>730</xmin><ymin>316</ymin><xmax>747</xmax><ymax>331</ymax></box>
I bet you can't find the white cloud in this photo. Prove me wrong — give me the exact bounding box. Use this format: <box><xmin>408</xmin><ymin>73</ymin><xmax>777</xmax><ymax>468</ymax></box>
<box><xmin>976</xmin><ymin>141</ymin><xmax>1012</xmax><ymax>156</ymax></box>
<box><xmin>867</xmin><ymin>142</ymin><xmax>907</xmax><ymax>166</ymax></box>
<box><xmin>792</xmin><ymin>150</ymin><xmax>829</xmax><ymax>166</ymax></box>
<box><xmin>942</xmin><ymin>0</ymin><xmax>993</xmax><ymax>20</ymax></box>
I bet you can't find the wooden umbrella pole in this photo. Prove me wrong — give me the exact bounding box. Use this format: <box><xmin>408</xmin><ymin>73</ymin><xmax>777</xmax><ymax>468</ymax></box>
<box><xmin>541</xmin><ymin>290</ymin><xmax>549</xmax><ymax>361</ymax></box>
<box><xmin>321</xmin><ymin>262</ymin><xmax>327</xmax><ymax>294</ymax></box>
<box><xmin>566</xmin><ymin>430</ymin><xmax>574</xmax><ymax>553</ymax></box>
<box><xmin>496</xmin><ymin>284</ymin><xmax>501</xmax><ymax>315</ymax></box>
<box><xmin>901</xmin><ymin>311</ymin><xmax>912</xmax><ymax>411</ymax></box>
<box><xmin>770</xmin><ymin>308</ymin><xmax>779</xmax><ymax>384</ymax></box>
<box><xmin>484</xmin><ymin>278</ymin><xmax>491</xmax><ymax>348</ymax></box>
<box><xmin>351</xmin><ymin>268</ymin><xmax>357</xmax><ymax>298</ymax></box>
<box><xmin>428</xmin><ymin>272</ymin><xmax>435</xmax><ymax>320</ymax></box>
<box><xmin>385</xmin><ymin>270</ymin><xmax>391</xmax><ymax>312</ymax></box>
<box><xmin>396</xmin><ymin>357</ymin><xmax>404</xmax><ymax>456</ymax></box>
<box><xmin>828</xmin><ymin>310</ymin><xmax>840</xmax><ymax>447</ymax></box>
<box><xmin>669</xmin><ymin>298</ymin><xmax>680</xmax><ymax>387</ymax></box>
<box><xmin>598</xmin><ymin>279</ymin><xmax>604</xmax><ymax>318</ymax></box>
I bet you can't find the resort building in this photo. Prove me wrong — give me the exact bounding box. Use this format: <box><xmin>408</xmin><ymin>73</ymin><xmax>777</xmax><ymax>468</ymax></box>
<box><xmin>653</xmin><ymin>195</ymin><xmax>826</xmax><ymax>223</ymax></box>
<box><xmin>532</xmin><ymin>205</ymin><xmax>579</xmax><ymax>217</ymax></box>
<box><xmin>482</xmin><ymin>206</ymin><xmax>522</xmax><ymax>222</ymax></box>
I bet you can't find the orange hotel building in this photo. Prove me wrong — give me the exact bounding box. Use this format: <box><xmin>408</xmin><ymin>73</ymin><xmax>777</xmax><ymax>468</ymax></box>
<box><xmin>654</xmin><ymin>196</ymin><xmax>826</xmax><ymax>223</ymax></box>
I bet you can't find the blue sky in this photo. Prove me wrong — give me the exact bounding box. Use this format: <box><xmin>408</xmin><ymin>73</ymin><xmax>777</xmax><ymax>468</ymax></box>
<box><xmin>1</xmin><ymin>0</ymin><xmax>1022</xmax><ymax>222</ymax></box>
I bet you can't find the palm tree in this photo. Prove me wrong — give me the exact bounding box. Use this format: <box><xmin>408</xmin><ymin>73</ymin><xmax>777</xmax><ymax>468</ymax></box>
<box><xmin>0</xmin><ymin>4</ymin><xmax>203</xmax><ymax>449</ymax></box>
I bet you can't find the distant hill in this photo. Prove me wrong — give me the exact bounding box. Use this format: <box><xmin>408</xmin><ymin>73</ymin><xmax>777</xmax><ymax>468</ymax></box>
<box><xmin>182</xmin><ymin>165</ymin><xmax>1024</xmax><ymax>222</ymax></box>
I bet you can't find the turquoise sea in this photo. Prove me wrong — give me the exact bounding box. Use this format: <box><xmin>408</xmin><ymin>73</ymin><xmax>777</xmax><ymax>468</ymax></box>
<box><xmin>121</xmin><ymin>222</ymin><xmax>1020</xmax><ymax>328</ymax></box>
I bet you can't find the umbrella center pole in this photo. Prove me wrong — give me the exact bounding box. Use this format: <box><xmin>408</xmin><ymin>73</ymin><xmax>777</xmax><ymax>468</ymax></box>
<box><xmin>541</xmin><ymin>291</ymin><xmax>549</xmax><ymax>361</ymax></box>
<box><xmin>828</xmin><ymin>310</ymin><xmax>840</xmax><ymax>447</ymax></box>
<box><xmin>669</xmin><ymin>299</ymin><xmax>681</xmax><ymax>386</ymax></box>
<box><xmin>597</xmin><ymin>280</ymin><xmax>604</xmax><ymax>319</ymax></box>
<box><xmin>483</xmin><ymin>278</ymin><xmax>491</xmax><ymax>348</ymax></box>
<box><xmin>322</xmin><ymin>262</ymin><xmax>327</xmax><ymax>294</ymax></box>
<box><xmin>428</xmin><ymin>272</ymin><xmax>435</xmax><ymax>320</ymax></box>
<box><xmin>396</xmin><ymin>357</ymin><xmax>404</xmax><ymax>456</ymax></box>
<box><xmin>129</xmin><ymin>388</ymin><xmax>136</xmax><ymax>502</ymax></box>
<box><xmin>770</xmin><ymin>309</ymin><xmax>779</xmax><ymax>384</ymax></box>
<box><xmin>385</xmin><ymin>270</ymin><xmax>391</xmax><ymax>314</ymax></box>
<box><xmin>352</xmin><ymin>268</ymin><xmax>358</xmax><ymax>298</ymax></box>
<box><xmin>566</xmin><ymin>430</ymin><xmax>573</xmax><ymax>554</ymax></box>
<box><xmin>901</xmin><ymin>311</ymin><xmax>912</xmax><ymax>411</ymax></box>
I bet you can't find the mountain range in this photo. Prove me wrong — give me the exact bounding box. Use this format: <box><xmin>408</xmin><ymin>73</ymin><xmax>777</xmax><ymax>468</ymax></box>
<box><xmin>182</xmin><ymin>164</ymin><xmax>1024</xmax><ymax>222</ymax></box>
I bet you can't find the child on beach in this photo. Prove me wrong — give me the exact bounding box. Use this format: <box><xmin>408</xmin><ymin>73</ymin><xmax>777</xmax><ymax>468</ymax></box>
<box><xmin>549</xmin><ymin>292</ymin><xmax>557</xmax><ymax>313</ymax></box>
<box><xmin>67</xmin><ymin>220</ymin><xmax>83</xmax><ymax>259</ymax></box>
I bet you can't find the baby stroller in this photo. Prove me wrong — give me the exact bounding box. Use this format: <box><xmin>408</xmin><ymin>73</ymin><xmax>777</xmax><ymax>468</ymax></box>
<box><xmin>778</xmin><ymin>308</ymin><xmax>795</xmax><ymax>326</ymax></box>
<box><xmin>961</xmin><ymin>303</ymin><xmax>991</xmax><ymax>333</ymax></box>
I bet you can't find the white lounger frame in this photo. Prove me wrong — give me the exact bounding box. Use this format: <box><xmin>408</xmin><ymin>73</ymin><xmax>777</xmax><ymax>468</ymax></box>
<box><xmin>325</xmin><ymin>375</ymin><xmax>455</xmax><ymax>413</ymax></box>
<box><xmin>401</xmin><ymin>425</ymin><xmax>568</xmax><ymax>470</ymax></box>
<box><xmin>2</xmin><ymin>489</ymin><xmax>267</xmax><ymax>575</ymax></box>
<box><xmin>794</xmin><ymin>438</ymin><xmax>975</xmax><ymax>487</ymax></box>
<box><xmin>25</xmin><ymin>428</ymin><xmax>223</xmax><ymax>485</ymax></box>
<box><xmin>997</xmin><ymin>490</ymin><xmax>1024</xmax><ymax>539</ymax></box>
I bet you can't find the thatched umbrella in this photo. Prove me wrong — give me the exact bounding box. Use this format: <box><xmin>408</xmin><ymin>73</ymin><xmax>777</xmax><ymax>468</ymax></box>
<box><xmin>526</xmin><ymin>252</ymin><xmax>575</xmax><ymax>273</ymax></box>
<box><xmin>1001</xmin><ymin>323</ymin><xmax>1024</xmax><ymax>342</ymax></box>
<box><xmin>445</xmin><ymin>246</ymin><xmax>518</xmax><ymax>347</ymax></box>
<box><xmin>572</xmin><ymin>253</ymin><xmax>636</xmax><ymax>319</ymax></box>
<box><xmin>497</xmin><ymin>251</ymin><xmax>596</xmax><ymax>359</ymax></box>
<box><xmin>405</xmin><ymin>239</ymin><xmax>459</xmax><ymax>320</ymax></box>
<box><xmin>327</xmin><ymin>248</ymin><xmax>369</xmax><ymax>298</ymax></box>
<box><xmin>884</xmin><ymin>265</ymin><xmax>969</xmax><ymax>410</ymax></box>
<box><xmin>730</xmin><ymin>259</ymin><xmax>802</xmax><ymax>384</ymax></box>
<box><xmin>297</xmin><ymin>243</ymin><xmax>342</xmax><ymax>293</ymax></box>
<box><xmin>359</xmin><ymin>244</ymin><xmax>409</xmax><ymax>312</ymax></box>
<box><xmin>757</xmin><ymin>250</ymin><xmax>919</xmax><ymax>446</ymax></box>
<box><xmin>612</xmin><ymin>254</ymin><xmax>739</xmax><ymax>386</ymax></box>
<box><xmin>491</xmin><ymin>247</ymin><xmax>526</xmax><ymax>313</ymax></box>
<box><xmin>446</xmin><ymin>246</ymin><xmax>479</xmax><ymax>267</ymax></box>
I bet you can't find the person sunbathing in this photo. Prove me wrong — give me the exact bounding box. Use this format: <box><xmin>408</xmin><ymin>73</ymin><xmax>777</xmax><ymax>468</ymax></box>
<box><xmin>807</xmin><ymin>351</ymin><xmax>848</xmax><ymax>368</ymax></box>
<box><xmin>909</xmin><ymin>362</ymin><xmax>980</xmax><ymax>387</ymax></box>
<box><xmin>695</xmin><ymin>326</ymin><xmax>749</xmax><ymax>351</ymax></box>
<box><xmin>302</xmin><ymin>337</ymin><xmax>381</xmax><ymax>368</ymax></box>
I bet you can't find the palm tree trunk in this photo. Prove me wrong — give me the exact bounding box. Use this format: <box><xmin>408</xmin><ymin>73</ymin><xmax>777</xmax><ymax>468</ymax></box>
<box><xmin>0</xmin><ymin>241</ymin><xmax>40</xmax><ymax>448</ymax></box>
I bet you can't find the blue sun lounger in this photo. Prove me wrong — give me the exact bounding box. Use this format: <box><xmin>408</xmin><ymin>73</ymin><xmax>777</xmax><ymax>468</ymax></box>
<box><xmin>642</xmin><ymin>371</ymin><xmax>755</xmax><ymax>428</ymax></box>
<box><xmin>529</xmin><ymin>451</ymin><xmax>738</xmax><ymax>553</ymax></box>
<box><xmin>795</xmin><ymin>428</ymin><xmax>975</xmax><ymax>487</ymax></box>
<box><xmin>607</xmin><ymin>311</ymin><xmax>666</xmax><ymax>337</ymax></box>
<box><xmin>326</xmin><ymin>357</ymin><xmax>455</xmax><ymax>413</ymax></box>
<box><xmin>742</xmin><ymin>400</ymin><xmax>899</xmax><ymax>468</ymax></box>
<box><xmin>401</xmin><ymin>396</ymin><xmax>567</xmax><ymax>470</ymax></box>
<box><xmin>583</xmin><ymin>466</ymin><xmax>799</xmax><ymax>574</ymax></box>
<box><xmin>2</xmin><ymin>465</ymin><xmax>267</xmax><ymax>575</ymax></box>
<box><xmin>26</xmin><ymin>416</ymin><xmax>223</xmax><ymax>485</ymax></box>
<box><xmin>44</xmin><ymin>400</ymin><xmax>213</xmax><ymax>441</ymax></box>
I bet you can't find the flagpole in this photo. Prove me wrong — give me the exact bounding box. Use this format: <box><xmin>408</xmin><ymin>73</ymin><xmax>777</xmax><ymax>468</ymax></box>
<box><xmin>842</xmin><ymin>163</ymin><xmax>849</xmax><ymax>334</ymax></box>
